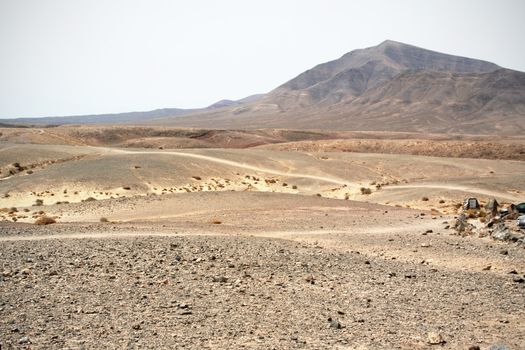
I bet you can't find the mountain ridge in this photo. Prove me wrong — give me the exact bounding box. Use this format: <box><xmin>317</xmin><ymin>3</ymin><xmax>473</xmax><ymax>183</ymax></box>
<box><xmin>149</xmin><ymin>40</ymin><xmax>523</xmax><ymax>135</ymax></box>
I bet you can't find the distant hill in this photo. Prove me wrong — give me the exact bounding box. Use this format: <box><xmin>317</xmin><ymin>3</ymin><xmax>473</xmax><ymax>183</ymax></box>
<box><xmin>0</xmin><ymin>94</ymin><xmax>264</xmax><ymax>126</ymax></box>
<box><xmin>151</xmin><ymin>41</ymin><xmax>524</xmax><ymax>135</ymax></box>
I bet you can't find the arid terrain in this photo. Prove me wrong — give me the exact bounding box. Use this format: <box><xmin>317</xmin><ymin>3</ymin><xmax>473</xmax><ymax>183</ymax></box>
<box><xmin>1</xmin><ymin>125</ymin><xmax>524</xmax><ymax>349</ymax></box>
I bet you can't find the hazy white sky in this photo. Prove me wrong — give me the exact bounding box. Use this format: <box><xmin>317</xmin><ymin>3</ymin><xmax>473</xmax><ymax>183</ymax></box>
<box><xmin>1</xmin><ymin>0</ymin><xmax>524</xmax><ymax>118</ymax></box>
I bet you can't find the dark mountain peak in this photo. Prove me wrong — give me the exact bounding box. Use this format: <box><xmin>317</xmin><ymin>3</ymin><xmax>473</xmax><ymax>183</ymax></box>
<box><xmin>276</xmin><ymin>40</ymin><xmax>501</xmax><ymax>104</ymax></box>
<box><xmin>376</xmin><ymin>39</ymin><xmax>405</xmax><ymax>48</ymax></box>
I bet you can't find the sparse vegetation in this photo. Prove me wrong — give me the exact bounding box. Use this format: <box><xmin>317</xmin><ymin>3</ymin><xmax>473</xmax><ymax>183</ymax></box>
<box><xmin>35</xmin><ymin>216</ymin><xmax>56</xmax><ymax>225</ymax></box>
<box><xmin>34</xmin><ymin>199</ymin><xmax>44</xmax><ymax>206</ymax></box>
<box><xmin>360</xmin><ymin>187</ymin><xmax>372</xmax><ymax>195</ymax></box>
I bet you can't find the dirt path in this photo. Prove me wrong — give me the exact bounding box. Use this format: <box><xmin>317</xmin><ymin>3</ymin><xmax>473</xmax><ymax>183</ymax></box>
<box><xmin>385</xmin><ymin>183</ymin><xmax>522</xmax><ymax>201</ymax></box>
<box><xmin>0</xmin><ymin>220</ymin><xmax>437</xmax><ymax>242</ymax></box>
<box><xmin>109</xmin><ymin>149</ymin><xmax>349</xmax><ymax>185</ymax></box>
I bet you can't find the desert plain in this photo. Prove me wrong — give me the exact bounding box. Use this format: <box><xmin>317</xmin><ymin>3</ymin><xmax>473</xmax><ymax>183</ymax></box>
<box><xmin>0</xmin><ymin>126</ymin><xmax>524</xmax><ymax>349</ymax></box>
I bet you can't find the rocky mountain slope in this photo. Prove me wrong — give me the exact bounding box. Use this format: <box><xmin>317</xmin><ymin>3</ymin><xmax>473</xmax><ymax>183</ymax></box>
<box><xmin>153</xmin><ymin>41</ymin><xmax>525</xmax><ymax>135</ymax></box>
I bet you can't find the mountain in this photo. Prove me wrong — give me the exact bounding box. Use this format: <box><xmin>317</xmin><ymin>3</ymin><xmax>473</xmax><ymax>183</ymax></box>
<box><xmin>206</xmin><ymin>94</ymin><xmax>265</xmax><ymax>109</ymax></box>
<box><xmin>270</xmin><ymin>40</ymin><xmax>499</xmax><ymax>108</ymax></box>
<box><xmin>3</xmin><ymin>41</ymin><xmax>524</xmax><ymax>135</ymax></box>
<box><xmin>151</xmin><ymin>40</ymin><xmax>524</xmax><ymax>135</ymax></box>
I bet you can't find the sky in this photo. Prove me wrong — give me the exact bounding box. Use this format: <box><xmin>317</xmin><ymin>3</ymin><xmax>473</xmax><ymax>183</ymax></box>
<box><xmin>0</xmin><ymin>0</ymin><xmax>524</xmax><ymax>118</ymax></box>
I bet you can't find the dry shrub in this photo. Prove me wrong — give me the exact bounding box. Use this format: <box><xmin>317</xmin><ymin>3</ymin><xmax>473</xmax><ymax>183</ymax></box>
<box><xmin>439</xmin><ymin>199</ymin><xmax>445</xmax><ymax>204</ymax></box>
<box><xmin>34</xmin><ymin>199</ymin><xmax>43</xmax><ymax>206</ymax></box>
<box><xmin>35</xmin><ymin>216</ymin><xmax>56</xmax><ymax>225</ymax></box>
<box><xmin>292</xmin><ymin>185</ymin><xmax>298</xmax><ymax>189</ymax></box>
<box><xmin>360</xmin><ymin>187</ymin><xmax>372</xmax><ymax>195</ymax></box>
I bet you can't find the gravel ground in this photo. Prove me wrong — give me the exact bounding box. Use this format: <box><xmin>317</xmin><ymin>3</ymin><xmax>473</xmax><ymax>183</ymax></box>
<box><xmin>1</xmin><ymin>224</ymin><xmax>524</xmax><ymax>349</ymax></box>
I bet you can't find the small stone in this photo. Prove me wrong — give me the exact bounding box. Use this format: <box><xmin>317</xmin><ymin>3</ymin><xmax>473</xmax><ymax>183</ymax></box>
<box><xmin>427</xmin><ymin>332</ymin><xmax>445</xmax><ymax>345</ymax></box>
<box><xmin>328</xmin><ymin>318</ymin><xmax>342</xmax><ymax>329</ymax></box>
<box><xmin>421</xmin><ymin>243</ymin><xmax>431</xmax><ymax>248</ymax></box>
<box><xmin>18</xmin><ymin>336</ymin><xmax>30</xmax><ymax>344</ymax></box>
<box><xmin>513</xmin><ymin>277</ymin><xmax>524</xmax><ymax>283</ymax></box>
<box><xmin>482</xmin><ymin>265</ymin><xmax>492</xmax><ymax>271</ymax></box>
<box><xmin>468</xmin><ymin>346</ymin><xmax>480</xmax><ymax>350</ymax></box>
<box><xmin>499</xmin><ymin>249</ymin><xmax>508</xmax><ymax>255</ymax></box>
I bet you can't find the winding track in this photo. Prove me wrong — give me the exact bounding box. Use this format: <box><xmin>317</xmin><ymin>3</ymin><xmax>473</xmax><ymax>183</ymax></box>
<box><xmin>385</xmin><ymin>183</ymin><xmax>522</xmax><ymax>201</ymax></box>
<box><xmin>108</xmin><ymin>148</ymin><xmax>350</xmax><ymax>185</ymax></box>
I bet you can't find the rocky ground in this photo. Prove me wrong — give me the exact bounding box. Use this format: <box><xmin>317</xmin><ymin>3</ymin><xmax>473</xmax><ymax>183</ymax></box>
<box><xmin>0</xmin><ymin>221</ymin><xmax>524</xmax><ymax>350</ymax></box>
<box><xmin>1</xmin><ymin>139</ymin><xmax>524</xmax><ymax>349</ymax></box>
